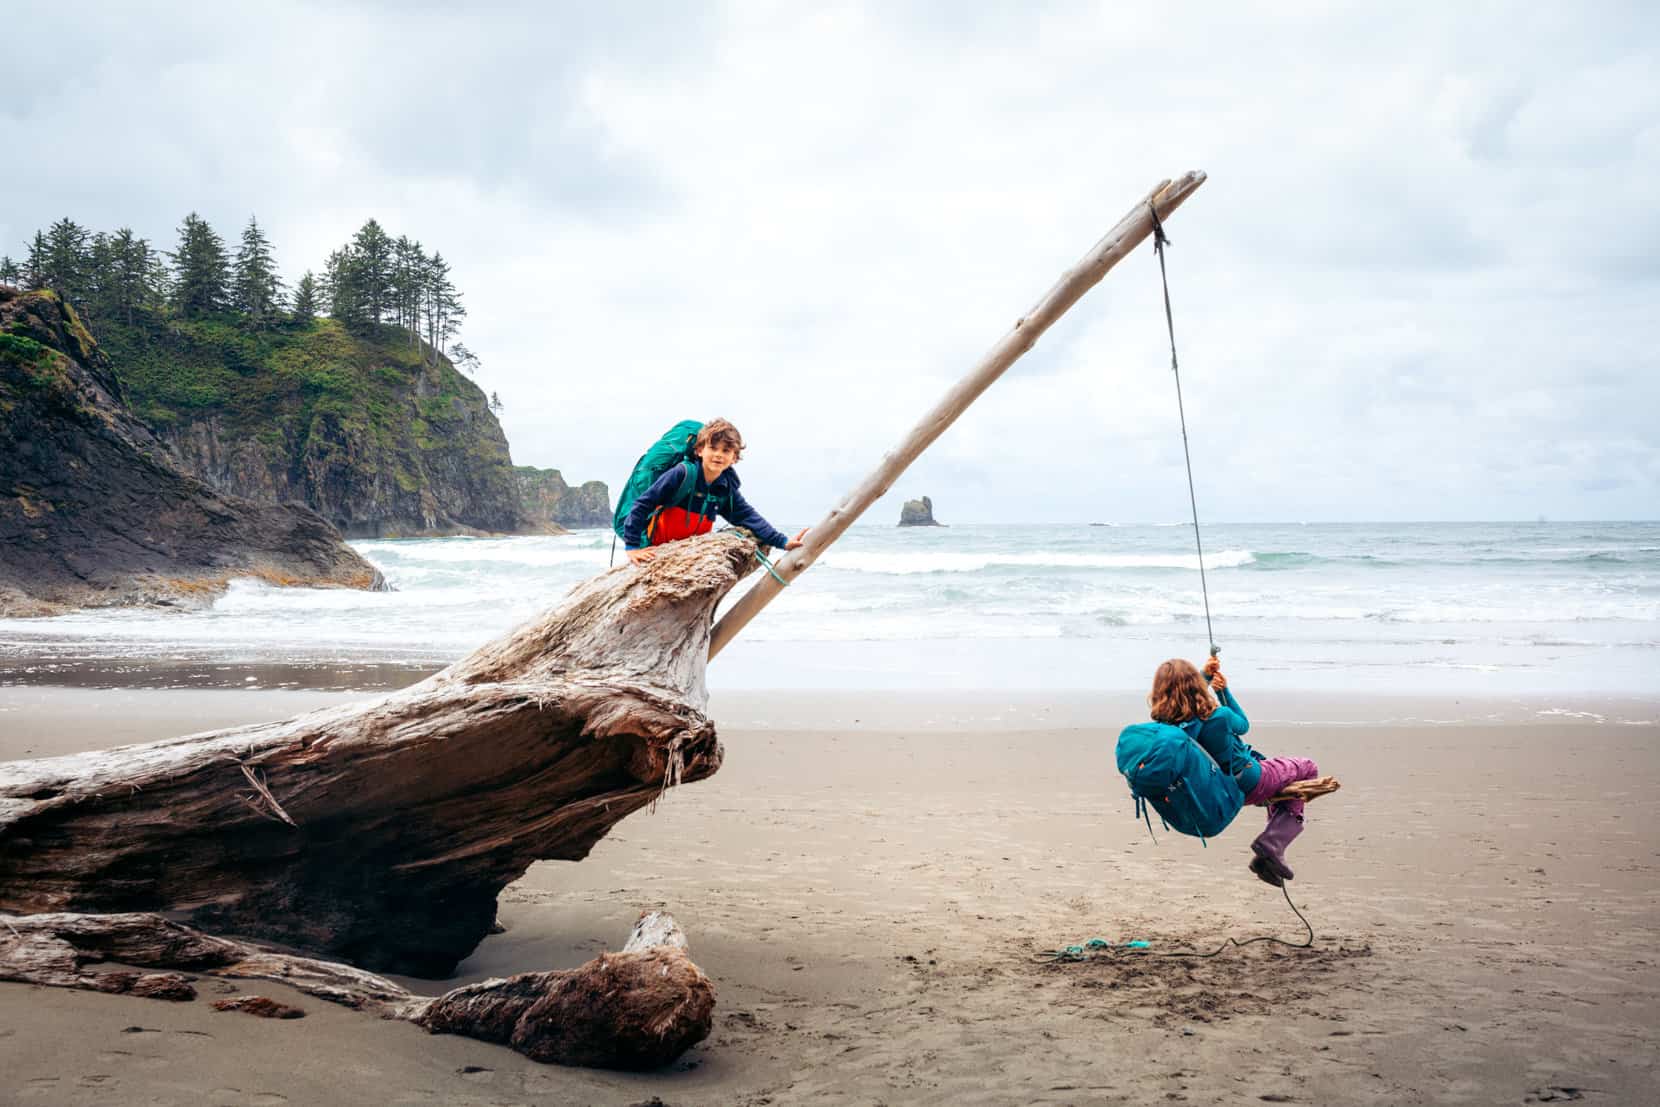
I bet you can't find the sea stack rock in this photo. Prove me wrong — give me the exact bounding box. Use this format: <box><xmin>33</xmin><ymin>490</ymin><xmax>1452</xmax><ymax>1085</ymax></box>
<box><xmin>899</xmin><ymin>496</ymin><xmax>944</xmax><ymax>527</ymax></box>
<box><xmin>0</xmin><ymin>286</ymin><xmax>384</xmax><ymax>616</ymax></box>
<box><xmin>514</xmin><ymin>466</ymin><xmax>611</xmax><ymax>531</ymax></box>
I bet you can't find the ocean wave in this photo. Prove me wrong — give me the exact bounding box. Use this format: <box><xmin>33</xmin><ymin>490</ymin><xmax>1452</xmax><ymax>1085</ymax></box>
<box><xmin>815</xmin><ymin>549</ymin><xmax>1257</xmax><ymax>574</ymax></box>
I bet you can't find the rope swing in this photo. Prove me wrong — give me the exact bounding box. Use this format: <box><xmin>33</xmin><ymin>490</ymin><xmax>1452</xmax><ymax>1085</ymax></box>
<box><xmin>1147</xmin><ymin>201</ymin><xmax>1218</xmax><ymax>658</ymax></box>
<box><xmin>1146</xmin><ymin>211</ymin><xmax>1343</xmax><ymax>811</ymax></box>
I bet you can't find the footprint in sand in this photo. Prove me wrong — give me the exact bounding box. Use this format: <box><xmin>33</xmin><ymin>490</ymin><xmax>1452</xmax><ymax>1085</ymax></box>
<box><xmin>457</xmin><ymin>1065</ymin><xmax>494</xmax><ymax>1082</ymax></box>
<box><xmin>95</xmin><ymin>1048</ymin><xmax>170</xmax><ymax>1070</ymax></box>
<box><xmin>206</xmin><ymin>1088</ymin><xmax>289</xmax><ymax>1105</ymax></box>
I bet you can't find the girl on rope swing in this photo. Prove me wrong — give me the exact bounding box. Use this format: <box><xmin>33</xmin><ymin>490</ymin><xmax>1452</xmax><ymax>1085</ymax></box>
<box><xmin>1144</xmin><ymin>657</ymin><xmax>1320</xmax><ymax>885</ymax></box>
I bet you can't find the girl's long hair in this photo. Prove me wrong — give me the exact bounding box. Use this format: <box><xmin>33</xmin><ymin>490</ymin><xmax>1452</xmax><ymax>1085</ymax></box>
<box><xmin>1148</xmin><ymin>658</ymin><xmax>1216</xmax><ymax>724</ymax></box>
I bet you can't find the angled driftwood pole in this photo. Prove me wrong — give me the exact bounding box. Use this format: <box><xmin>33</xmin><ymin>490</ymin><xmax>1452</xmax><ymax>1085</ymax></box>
<box><xmin>709</xmin><ymin>171</ymin><xmax>1208</xmax><ymax>658</ymax></box>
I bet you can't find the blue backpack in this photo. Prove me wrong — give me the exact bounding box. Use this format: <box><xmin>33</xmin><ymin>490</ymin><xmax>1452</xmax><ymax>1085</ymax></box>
<box><xmin>611</xmin><ymin>420</ymin><xmax>731</xmax><ymax>541</ymax></box>
<box><xmin>1114</xmin><ymin>720</ymin><xmax>1244</xmax><ymax>844</ymax></box>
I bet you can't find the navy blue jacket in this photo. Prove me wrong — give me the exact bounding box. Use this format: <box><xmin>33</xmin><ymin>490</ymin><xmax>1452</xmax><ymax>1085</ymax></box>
<box><xmin>621</xmin><ymin>464</ymin><xmax>791</xmax><ymax>551</ymax></box>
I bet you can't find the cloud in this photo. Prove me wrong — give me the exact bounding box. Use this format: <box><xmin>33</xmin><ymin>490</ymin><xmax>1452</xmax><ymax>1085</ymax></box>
<box><xmin>1</xmin><ymin>0</ymin><xmax>1655</xmax><ymax>523</ymax></box>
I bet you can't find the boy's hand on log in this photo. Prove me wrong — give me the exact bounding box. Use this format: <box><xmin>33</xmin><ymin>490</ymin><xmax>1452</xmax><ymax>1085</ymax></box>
<box><xmin>785</xmin><ymin>528</ymin><xmax>807</xmax><ymax>551</ymax></box>
<box><xmin>627</xmin><ymin>548</ymin><xmax>657</xmax><ymax>565</ymax></box>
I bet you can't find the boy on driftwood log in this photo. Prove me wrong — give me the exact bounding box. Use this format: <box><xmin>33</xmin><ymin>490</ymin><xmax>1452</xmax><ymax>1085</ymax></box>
<box><xmin>619</xmin><ymin>418</ymin><xmax>804</xmax><ymax>565</ymax></box>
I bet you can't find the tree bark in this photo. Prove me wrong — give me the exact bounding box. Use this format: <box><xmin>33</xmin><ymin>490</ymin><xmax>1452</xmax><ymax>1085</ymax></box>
<box><xmin>0</xmin><ymin>532</ymin><xmax>756</xmax><ymax>975</ymax></box>
<box><xmin>0</xmin><ymin>909</ymin><xmax>713</xmax><ymax>1070</ymax></box>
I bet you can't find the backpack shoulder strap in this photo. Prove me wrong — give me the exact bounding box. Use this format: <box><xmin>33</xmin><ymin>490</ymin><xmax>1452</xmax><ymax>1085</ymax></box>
<box><xmin>671</xmin><ymin>460</ymin><xmax>699</xmax><ymax>508</ymax></box>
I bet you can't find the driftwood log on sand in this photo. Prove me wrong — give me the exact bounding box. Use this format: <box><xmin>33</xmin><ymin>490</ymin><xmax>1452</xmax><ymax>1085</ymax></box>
<box><xmin>0</xmin><ymin>532</ymin><xmax>754</xmax><ymax>975</ymax></box>
<box><xmin>0</xmin><ymin>910</ymin><xmax>713</xmax><ymax>1069</ymax></box>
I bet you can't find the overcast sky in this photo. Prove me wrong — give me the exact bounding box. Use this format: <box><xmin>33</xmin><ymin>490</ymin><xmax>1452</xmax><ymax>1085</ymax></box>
<box><xmin>3</xmin><ymin>1</ymin><xmax>1656</xmax><ymax>524</ymax></box>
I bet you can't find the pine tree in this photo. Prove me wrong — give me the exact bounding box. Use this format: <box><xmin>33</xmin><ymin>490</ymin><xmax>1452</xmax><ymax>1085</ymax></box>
<box><xmin>420</xmin><ymin>252</ymin><xmax>464</xmax><ymax>360</ymax></box>
<box><xmin>437</xmin><ymin>273</ymin><xmax>466</xmax><ymax>355</ymax></box>
<box><xmin>490</xmin><ymin>391</ymin><xmax>503</xmax><ymax>413</ymax></box>
<box><xmin>147</xmin><ymin>250</ymin><xmax>173</xmax><ymax>309</ymax></box>
<box><xmin>450</xmin><ymin>342</ymin><xmax>480</xmax><ymax>375</ymax></box>
<box><xmin>24</xmin><ymin>232</ymin><xmax>48</xmax><ymax>290</ymax></box>
<box><xmin>44</xmin><ymin>218</ymin><xmax>91</xmax><ymax>303</ymax></box>
<box><xmin>291</xmin><ymin>270</ymin><xmax>319</xmax><ymax>325</ymax></box>
<box><xmin>170</xmin><ymin>212</ymin><xmax>231</xmax><ymax>318</ymax></box>
<box><xmin>350</xmin><ymin>219</ymin><xmax>393</xmax><ymax>325</ymax></box>
<box><xmin>0</xmin><ymin>256</ymin><xmax>21</xmax><ymax>288</ymax></box>
<box><xmin>231</xmin><ymin>215</ymin><xmax>283</xmax><ymax>328</ymax></box>
<box><xmin>106</xmin><ymin>228</ymin><xmax>160</xmax><ymax>325</ymax></box>
<box><xmin>85</xmin><ymin>231</ymin><xmax>115</xmax><ymax>319</ymax></box>
<box><xmin>390</xmin><ymin>235</ymin><xmax>425</xmax><ymax>345</ymax></box>
<box><xmin>319</xmin><ymin>248</ymin><xmax>358</xmax><ymax>329</ymax></box>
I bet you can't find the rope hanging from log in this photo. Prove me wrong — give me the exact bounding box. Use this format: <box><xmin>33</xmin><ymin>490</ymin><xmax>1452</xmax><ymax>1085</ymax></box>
<box><xmin>1147</xmin><ymin>201</ymin><xmax>1218</xmax><ymax>659</ymax></box>
<box><xmin>1144</xmin><ymin>208</ymin><xmax>1343</xmax><ymax>809</ymax></box>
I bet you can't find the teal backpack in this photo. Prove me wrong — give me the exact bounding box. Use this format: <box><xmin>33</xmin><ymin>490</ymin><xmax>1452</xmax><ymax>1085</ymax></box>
<box><xmin>611</xmin><ymin>420</ymin><xmax>723</xmax><ymax>541</ymax></box>
<box><xmin>1114</xmin><ymin>720</ymin><xmax>1243</xmax><ymax>844</ymax></box>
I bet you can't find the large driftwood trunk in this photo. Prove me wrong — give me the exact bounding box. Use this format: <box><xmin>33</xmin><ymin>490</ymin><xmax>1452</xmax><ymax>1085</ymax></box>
<box><xmin>0</xmin><ymin>910</ymin><xmax>714</xmax><ymax>1070</ymax></box>
<box><xmin>0</xmin><ymin>533</ymin><xmax>754</xmax><ymax>974</ymax></box>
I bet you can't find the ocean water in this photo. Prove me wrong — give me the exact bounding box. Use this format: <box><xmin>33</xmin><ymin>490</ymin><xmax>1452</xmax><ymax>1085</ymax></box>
<box><xmin>1</xmin><ymin>521</ymin><xmax>1657</xmax><ymax>699</ymax></box>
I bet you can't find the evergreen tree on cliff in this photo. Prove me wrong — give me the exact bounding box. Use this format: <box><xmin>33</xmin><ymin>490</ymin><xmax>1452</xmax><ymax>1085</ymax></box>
<box><xmin>290</xmin><ymin>270</ymin><xmax>319</xmax><ymax>325</ymax></box>
<box><xmin>85</xmin><ymin>232</ymin><xmax>114</xmax><ymax>313</ymax></box>
<box><xmin>23</xmin><ymin>232</ymin><xmax>48</xmax><ymax>291</ymax></box>
<box><xmin>422</xmin><ymin>252</ymin><xmax>464</xmax><ymax>360</ymax></box>
<box><xmin>390</xmin><ymin>234</ymin><xmax>426</xmax><ymax>347</ymax></box>
<box><xmin>0</xmin><ymin>256</ymin><xmax>21</xmax><ymax>289</ymax></box>
<box><xmin>232</xmin><ymin>215</ymin><xmax>284</xmax><ymax>329</ymax></box>
<box><xmin>321</xmin><ymin>246</ymin><xmax>366</xmax><ymax>331</ymax></box>
<box><xmin>44</xmin><ymin>218</ymin><xmax>92</xmax><ymax>304</ymax></box>
<box><xmin>105</xmin><ymin>228</ymin><xmax>162</xmax><ymax>325</ymax></box>
<box><xmin>351</xmin><ymin>219</ymin><xmax>393</xmax><ymax>325</ymax></box>
<box><xmin>170</xmin><ymin>213</ymin><xmax>230</xmax><ymax>318</ymax></box>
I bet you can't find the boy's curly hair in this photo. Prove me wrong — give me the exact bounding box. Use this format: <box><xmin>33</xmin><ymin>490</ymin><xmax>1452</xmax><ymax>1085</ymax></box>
<box><xmin>1147</xmin><ymin>658</ymin><xmax>1216</xmax><ymax>724</ymax></box>
<box><xmin>696</xmin><ymin>417</ymin><xmax>745</xmax><ymax>460</ymax></box>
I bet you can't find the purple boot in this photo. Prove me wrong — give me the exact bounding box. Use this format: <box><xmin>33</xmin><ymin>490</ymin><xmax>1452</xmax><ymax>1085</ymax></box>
<box><xmin>1248</xmin><ymin>804</ymin><xmax>1304</xmax><ymax>887</ymax></box>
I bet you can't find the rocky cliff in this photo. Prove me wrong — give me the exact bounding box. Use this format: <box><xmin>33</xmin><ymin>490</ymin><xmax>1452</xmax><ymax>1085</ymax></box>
<box><xmin>899</xmin><ymin>495</ymin><xmax>944</xmax><ymax>527</ymax></box>
<box><xmin>514</xmin><ymin>465</ymin><xmax>612</xmax><ymax>531</ymax></box>
<box><xmin>0</xmin><ymin>287</ymin><xmax>384</xmax><ymax>616</ymax></box>
<box><xmin>96</xmin><ymin>313</ymin><xmax>526</xmax><ymax>538</ymax></box>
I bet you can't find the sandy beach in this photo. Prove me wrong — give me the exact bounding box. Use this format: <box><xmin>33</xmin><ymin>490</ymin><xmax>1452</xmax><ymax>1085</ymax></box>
<box><xmin>2</xmin><ymin>684</ymin><xmax>1656</xmax><ymax>1105</ymax></box>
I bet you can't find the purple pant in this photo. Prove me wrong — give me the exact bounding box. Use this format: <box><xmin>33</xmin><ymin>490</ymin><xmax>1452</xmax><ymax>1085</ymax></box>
<box><xmin>1243</xmin><ymin>756</ymin><xmax>1320</xmax><ymax>818</ymax></box>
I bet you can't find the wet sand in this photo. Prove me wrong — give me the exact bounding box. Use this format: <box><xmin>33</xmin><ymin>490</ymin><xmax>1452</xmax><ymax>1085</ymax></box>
<box><xmin>3</xmin><ymin>686</ymin><xmax>1658</xmax><ymax>1105</ymax></box>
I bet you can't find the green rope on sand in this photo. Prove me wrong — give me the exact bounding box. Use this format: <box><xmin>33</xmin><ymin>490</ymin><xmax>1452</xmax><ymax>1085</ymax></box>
<box><xmin>1033</xmin><ymin>937</ymin><xmax>1127</xmax><ymax>963</ymax></box>
<box><xmin>1033</xmin><ymin>883</ymin><xmax>1316</xmax><ymax>965</ymax></box>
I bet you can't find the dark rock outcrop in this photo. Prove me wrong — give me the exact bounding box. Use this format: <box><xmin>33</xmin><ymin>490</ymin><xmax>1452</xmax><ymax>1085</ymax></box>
<box><xmin>514</xmin><ymin>465</ymin><xmax>611</xmax><ymax>531</ymax></box>
<box><xmin>0</xmin><ymin>287</ymin><xmax>385</xmax><ymax>616</ymax></box>
<box><xmin>899</xmin><ymin>495</ymin><xmax>944</xmax><ymax>527</ymax></box>
<box><xmin>97</xmin><ymin>313</ymin><xmax>527</xmax><ymax>538</ymax></box>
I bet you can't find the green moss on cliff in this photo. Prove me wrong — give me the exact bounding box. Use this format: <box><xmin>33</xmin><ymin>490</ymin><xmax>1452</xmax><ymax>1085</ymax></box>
<box><xmin>91</xmin><ymin>310</ymin><xmax>521</xmax><ymax>535</ymax></box>
<box><xmin>0</xmin><ymin>332</ymin><xmax>49</xmax><ymax>366</ymax></box>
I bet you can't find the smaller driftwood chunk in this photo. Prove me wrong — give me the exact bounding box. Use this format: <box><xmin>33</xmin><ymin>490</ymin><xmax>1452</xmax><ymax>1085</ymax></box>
<box><xmin>0</xmin><ymin>909</ymin><xmax>713</xmax><ymax>1070</ymax></box>
<box><xmin>212</xmin><ymin>995</ymin><xmax>306</xmax><ymax>1019</ymax></box>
